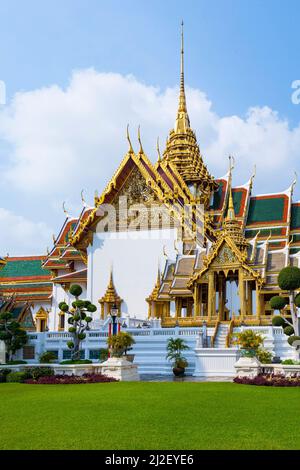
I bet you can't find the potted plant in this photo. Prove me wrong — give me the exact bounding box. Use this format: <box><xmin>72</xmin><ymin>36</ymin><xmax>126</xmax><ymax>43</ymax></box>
<box><xmin>234</xmin><ymin>329</ymin><xmax>264</xmax><ymax>358</ymax></box>
<box><xmin>107</xmin><ymin>332</ymin><xmax>135</xmax><ymax>360</ymax></box>
<box><xmin>166</xmin><ymin>338</ymin><xmax>189</xmax><ymax>376</ymax></box>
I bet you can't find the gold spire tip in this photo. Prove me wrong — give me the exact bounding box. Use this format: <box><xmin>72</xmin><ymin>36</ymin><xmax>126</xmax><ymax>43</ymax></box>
<box><xmin>126</xmin><ymin>124</ymin><xmax>134</xmax><ymax>153</ymax></box>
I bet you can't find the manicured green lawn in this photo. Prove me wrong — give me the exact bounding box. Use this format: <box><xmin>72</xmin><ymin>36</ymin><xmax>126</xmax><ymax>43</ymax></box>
<box><xmin>0</xmin><ymin>382</ymin><xmax>299</xmax><ymax>450</ymax></box>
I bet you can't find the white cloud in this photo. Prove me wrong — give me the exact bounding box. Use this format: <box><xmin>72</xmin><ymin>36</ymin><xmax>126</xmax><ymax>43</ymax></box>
<box><xmin>0</xmin><ymin>208</ymin><xmax>52</xmax><ymax>256</ymax></box>
<box><xmin>1</xmin><ymin>69</ymin><xmax>300</xmax><ymax>254</ymax></box>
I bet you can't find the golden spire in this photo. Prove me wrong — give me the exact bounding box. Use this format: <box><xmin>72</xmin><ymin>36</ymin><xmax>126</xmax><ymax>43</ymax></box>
<box><xmin>175</xmin><ymin>21</ymin><xmax>190</xmax><ymax>133</ymax></box>
<box><xmin>226</xmin><ymin>188</ymin><xmax>236</xmax><ymax>221</ymax></box>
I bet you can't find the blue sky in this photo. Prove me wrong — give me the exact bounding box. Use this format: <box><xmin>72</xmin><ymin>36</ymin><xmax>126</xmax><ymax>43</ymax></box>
<box><xmin>1</xmin><ymin>0</ymin><xmax>300</xmax><ymax>122</ymax></box>
<box><xmin>1</xmin><ymin>0</ymin><xmax>300</xmax><ymax>254</ymax></box>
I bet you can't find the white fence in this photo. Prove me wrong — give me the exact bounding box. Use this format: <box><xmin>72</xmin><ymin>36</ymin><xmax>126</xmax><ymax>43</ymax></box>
<box><xmin>11</xmin><ymin>325</ymin><xmax>294</xmax><ymax>376</ymax></box>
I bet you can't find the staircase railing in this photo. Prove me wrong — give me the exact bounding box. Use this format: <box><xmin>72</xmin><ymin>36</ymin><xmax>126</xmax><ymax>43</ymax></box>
<box><xmin>211</xmin><ymin>320</ymin><xmax>220</xmax><ymax>347</ymax></box>
<box><xmin>225</xmin><ymin>319</ymin><xmax>235</xmax><ymax>348</ymax></box>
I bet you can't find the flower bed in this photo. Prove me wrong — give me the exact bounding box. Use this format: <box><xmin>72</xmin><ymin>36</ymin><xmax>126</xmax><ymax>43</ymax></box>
<box><xmin>234</xmin><ymin>374</ymin><xmax>300</xmax><ymax>387</ymax></box>
<box><xmin>25</xmin><ymin>373</ymin><xmax>118</xmax><ymax>384</ymax></box>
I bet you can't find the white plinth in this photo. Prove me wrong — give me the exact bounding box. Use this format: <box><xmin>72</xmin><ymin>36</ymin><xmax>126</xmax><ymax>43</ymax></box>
<box><xmin>100</xmin><ymin>357</ymin><xmax>140</xmax><ymax>381</ymax></box>
<box><xmin>234</xmin><ymin>356</ymin><xmax>261</xmax><ymax>378</ymax></box>
<box><xmin>193</xmin><ymin>348</ymin><xmax>238</xmax><ymax>377</ymax></box>
<box><xmin>0</xmin><ymin>341</ymin><xmax>5</xmax><ymax>364</ymax></box>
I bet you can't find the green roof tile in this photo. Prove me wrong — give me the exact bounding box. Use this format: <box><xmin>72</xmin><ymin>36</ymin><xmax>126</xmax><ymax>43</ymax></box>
<box><xmin>291</xmin><ymin>205</ymin><xmax>300</xmax><ymax>230</ymax></box>
<box><xmin>210</xmin><ymin>180</ymin><xmax>226</xmax><ymax>210</ymax></box>
<box><xmin>247</xmin><ymin>196</ymin><xmax>286</xmax><ymax>224</ymax></box>
<box><xmin>0</xmin><ymin>259</ymin><xmax>51</xmax><ymax>279</ymax></box>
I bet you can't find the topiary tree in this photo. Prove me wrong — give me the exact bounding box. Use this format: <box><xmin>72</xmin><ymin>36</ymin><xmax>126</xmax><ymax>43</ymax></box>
<box><xmin>270</xmin><ymin>266</ymin><xmax>300</xmax><ymax>356</ymax></box>
<box><xmin>59</xmin><ymin>284</ymin><xmax>97</xmax><ymax>361</ymax></box>
<box><xmin>0</xmin><ymin>312</ymin><xmax>28</xmax><ymax>362</ymax></box>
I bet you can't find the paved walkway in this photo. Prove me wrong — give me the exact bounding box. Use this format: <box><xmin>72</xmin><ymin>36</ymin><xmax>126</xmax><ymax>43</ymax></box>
<box><xmin>140</xmin><ymin>374</ymin><xmax>233</xmax><ymax>382</ymax></box>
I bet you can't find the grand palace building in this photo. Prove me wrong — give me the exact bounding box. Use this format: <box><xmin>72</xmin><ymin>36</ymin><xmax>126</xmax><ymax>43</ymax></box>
<box><xmin>1</xmin><ymin>26</ymin><xmax>300</xmax><ymax>338</ymax></box>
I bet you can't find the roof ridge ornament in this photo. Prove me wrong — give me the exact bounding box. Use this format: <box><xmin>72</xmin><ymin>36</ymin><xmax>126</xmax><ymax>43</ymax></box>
<box><xmin>126</xmin><ymin>124</ymin><xmax>134</xmax><ymax>154</ymax></box>
<box><xmin>81</xmin><ymin>189</ymin><xmax>87</xmax><ymax>208</ymax></box>
<box><xmin>138</xmin><ymin>125</ymin><xmax>144</xmax><ymax>155</ymax></box>
<box><xmin>156</xmin><ymin>137</ymin><xmax>162</xmax><ymax>162</ymax></box>
<box><xmin>291</xmin><ymin>171</ymin><xmax>297</xmax><ymax>195</ymax></box>
<box><xmin>62</xmin><ymin>201</ymin><xmax>70</xmax><ymax>219</ymax></box>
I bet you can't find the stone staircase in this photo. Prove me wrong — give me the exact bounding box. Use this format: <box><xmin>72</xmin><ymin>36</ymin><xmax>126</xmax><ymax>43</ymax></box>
<box><xmin>213</xmin><ymin>323</ymin><xmax>230</xmax><ymax>348</ymax></box>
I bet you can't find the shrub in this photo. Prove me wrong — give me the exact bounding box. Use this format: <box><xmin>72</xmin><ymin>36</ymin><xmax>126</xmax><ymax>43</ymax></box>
<box><xmin>284</xmin><ymin>325</ymin><xmax>294</xmax><ymax>336</ymax></box>
<box><xmin>69</xmin><ymin>284</ymin><xmax>83</xmax><ymax>297</ymax></box>
<box><xmin>288</xmin><ymin>335</ymin><xmax>300</xmax><ymax>346</ymax></box>
<box><xmin>0</xmin><ymin>368</ymin><xmax>11</xmax><ymax>383</ymax></box>
<box><xmin>234</xmin><ymin>329</ymin><xmax>264</xmax><ymax>352</ymax></box>
<box><xmin>26</xmin><ymin>367</ymin><xmax>54</xmax><ymax>380</ymax></box>
<box><xmin>272</xmin><ymin>316</ymin><xmax>286</xmax><ymax>327</ymax></box>
<box><xmin>295</xmin><ymin>293</ymin><xmax>300</xmax><ymax>307</ymax></box>
<box><xmin>281</xmin><ymin>359</ymin><xmax>300</xmax><ymax>365</ymax></box>
<box><xmin>58</xmin><ymin>302</ymin><xmax>69</xmax><ymax>312</ymax></box>
<box><xmin>6</xmin><ymin>371</ymin><xmax>31</xmax><ymax>383</ymax></box>
<box><xmin>5</xmin><ymin>360</ymin><xmax>27</xmax><ymax>365</ymax></box>
<box><xmin>99</xmin><ymin>348</ymin><xmax>109</xmax><ymax>362</ymax></box>
<box><xmin>278</xmin><ymin>266</ymin><xmax>300</xmax><ymax>291</ymax></box>
<box><xmin>270</xmin><ymin>296</ymin><xmax>287</xmax><ymax>310</ymax></box>
<box><xmin>39</xmin><ymin>351</ymin><xmax>57</xmax><ymax>363</ymax></box>
<box><xmin>107</xmin><ymin>332</ymin><xmax>135</xmax><ymax>357</ymax></box>
<box><xmin>234</xmin><ymin>374</ymin><xmax>300</xmax><ymax>387</ymax></box>
<box><xmin>256</xmin><ymin>349</ymin><xmax>273</xmax><ymax>364</ymax></box>
<box><xmin>25</xmin><ymin>373</ymin><xmax>118</xmax><ymax>385</ymax></box>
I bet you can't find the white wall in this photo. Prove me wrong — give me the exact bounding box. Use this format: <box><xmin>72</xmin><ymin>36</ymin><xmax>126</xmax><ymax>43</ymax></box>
<box><xmin>87</xmin><ymin>228</ymin><xmax>177</xmax><ymax>319</ymax></box>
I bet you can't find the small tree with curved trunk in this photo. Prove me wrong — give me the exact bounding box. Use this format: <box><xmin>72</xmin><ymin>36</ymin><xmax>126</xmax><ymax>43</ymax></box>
<box><xmin>270</xmin><ymin>266</ymin><xmax>300</xmax><ymax>356</ymax></box>
<box><xmin>59</xmin><ymin>284</ymin><xmax>97</xmax><ymax>361</ymax></box>
<box><xmin>0</xmin><ymin>312</ymin><xmax>28</xmax><ymax>362</ymax></box>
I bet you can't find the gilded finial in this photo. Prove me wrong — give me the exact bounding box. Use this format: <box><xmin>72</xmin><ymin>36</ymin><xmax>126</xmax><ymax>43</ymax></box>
<box><xmin>291</xmin><ymin>171</ymin><xmax>297</xmax><ymax>195</ymax></box>
<box><xmin>250</xmin><ymin>164</ymin><xmax>256</xmax><ymax>188</ymax></box>
<box><xmin>81</xmin><ymin>189</ymin><xmax>87</xmax><ymax>207</ymax></box>
<box><xmin>52</xmin><ymin>234</ymin><xmax>56</xmax><ymax>244</ymax></box>
<box><xmin>163</xmin><ymin>245</ymin><xmax>168</xmax><ymax>259</ymax></box>
<box><xmin>138</xmin><ymin>125</ymin><xmax>144</xmax><ymax>155</ymax></box>
<box><xmin>156</xmin><ymin>137</ymin><xmax>162</xmax><ymax>162</ymax></box>
<box><xmin>126</xmin><ymin>124</ymin><xmax>134</xmax><ymax>154</ymax></box>
<box><xmin>62</xmin><ymin>201</ymin><xmax>70</xmax><ymax>218</ymax></box>
<box><xmin>228</xmin><ymin>155</ymin><xmax>235</xmax><ymax>175</ymax></box>
<box><xmin>174</xmin><ymin>240</ymin><xmax>179</xmax><ymax>254</ymax></box>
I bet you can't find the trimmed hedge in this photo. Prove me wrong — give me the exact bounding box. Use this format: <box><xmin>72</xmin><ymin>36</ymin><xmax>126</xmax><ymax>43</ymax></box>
<box><xmin>272</xmin><ymin>316</ymin><xmax>286</xmax><ymax>327</ymax></box>
<box><xmin>6</xmin><ymin>371</ymin><xmax>31</xmax><ymax>383</ymax></box>
<box><xmin>278</xmin><ymin>266</ymin><xmax>300</xmax><ymax>291</ymax></box>
<box><xmin>284</xmin><ymin>325</ymin><xmax>295</xmax><ymax>336</ymax></box>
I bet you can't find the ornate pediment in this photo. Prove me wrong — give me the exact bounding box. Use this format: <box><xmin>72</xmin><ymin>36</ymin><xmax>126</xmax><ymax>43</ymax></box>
<box><xmin>113</xmin><ymin>166</ymin><xmax>159</xmax><ymax>207</ymax></box>
<box><xmin>210</xmin><ymin>244</ymin><xmax>239</xmax><ymax>267</ymax></box>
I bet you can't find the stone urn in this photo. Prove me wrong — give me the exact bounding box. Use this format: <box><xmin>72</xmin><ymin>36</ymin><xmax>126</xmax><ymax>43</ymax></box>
<box><xmin>234</xmin><ymin>356</ymin><xmax>261</xmax><ymax>378</ymax></box>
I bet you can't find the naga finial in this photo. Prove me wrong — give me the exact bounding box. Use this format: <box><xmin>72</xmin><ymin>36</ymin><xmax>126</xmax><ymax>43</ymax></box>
<box><xmin>62</xmin><ymin>201</ymin><xmax>70</xmax><ymax>218</ymax></box>
<box><xmin>138</xmin><ymin>125</ymin><xmax>144</xmax><ymax>154</ymax></box>
<box><xmin>156</xmin><ymin>137</ymin><xmax>162</xmax><ymax>162</ymax></box>
<box><xmin>81</xmin><ymin>189</ymin><xmax>87</xmax><ymax>207</ymax></box>
<box><xmin>126</xmin><ymin>124</ymin><xmax>134</xmax><ymax>154</ymax></box>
